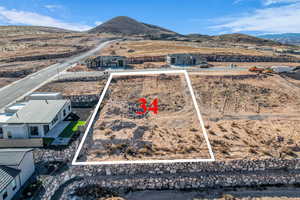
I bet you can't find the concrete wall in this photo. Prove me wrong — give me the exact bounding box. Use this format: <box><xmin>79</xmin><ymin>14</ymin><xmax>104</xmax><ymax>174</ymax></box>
<box><xmin>2</xmin><ymin>124</ymin><xmax>28</xmax><ymax>139</ymax></box>
<box><xmin>17</xmin><ymin>151</ymin><xmax>35</xmax><ymax>185</ymax></box>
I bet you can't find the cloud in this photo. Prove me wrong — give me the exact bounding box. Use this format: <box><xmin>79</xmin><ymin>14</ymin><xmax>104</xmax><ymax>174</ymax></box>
<box><xmin>44</xmin><ymin>4</ymin><xmax>63</xmax><ymax>11</ymax></box>
<box><xmin>263</xmin><ymin>0</ymin><xmax>300</xmax><ymax>5</ymax></box>
<box><xmin>94</xmin><ymin>21</ymin><xmax>102</xmax><ymax>26</ymax></box>
<box><xmin>0</xmin><ymin>6</ymin><xmax>92</xmax><ymax>31</ymax></box>
<box><xmin>211</xmin><ymin>2</ymin><xmax>300</xmax><ymax>33</ymax></box>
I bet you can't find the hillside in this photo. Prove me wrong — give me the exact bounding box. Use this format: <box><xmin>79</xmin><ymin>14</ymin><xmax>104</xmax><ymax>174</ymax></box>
<box><xmin>88</xmin><ymin>16</ymin><xmax>178</xmax><ymax>37</ymax></box>
<box><xmin>211</xmin><ymin>33</ymin><xmax>281</xmax><ymax>46</ymax></box>
<box><xmin>0</xmin><ymin>26</ymin><xmax>74</xmax><ymax>36</ymax></box>
<box><xmin>259</xmin><ymin>33</ymin><xmax>300</xmax><ymax>45</ymax></box>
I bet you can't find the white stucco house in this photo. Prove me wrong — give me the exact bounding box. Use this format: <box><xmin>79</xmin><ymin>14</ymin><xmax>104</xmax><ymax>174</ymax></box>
<box><xmin>270</xmin><ymin>66</ymin><xmax>296</xmax><ymax>73</ymax></box>
<box><xmin>0</xmin><ymin>99</ymin><xmax>71</xmax><ymax>139</ymax></box>
<box><xmin>0</xmin><ymin>149</ymin><xmax>35</xmax><ymax>200</ymax></box>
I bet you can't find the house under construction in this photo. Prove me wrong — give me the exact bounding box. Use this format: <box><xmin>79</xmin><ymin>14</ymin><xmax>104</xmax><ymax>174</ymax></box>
<box><xmin>86</xmin><ymin>56</ymin><xmax>127</xmax><ymax>69</ymax></box>
<box><xmin>166</xmin><ymin>53</ymin><xmax>208</xmax><ymax>67</ymax></box>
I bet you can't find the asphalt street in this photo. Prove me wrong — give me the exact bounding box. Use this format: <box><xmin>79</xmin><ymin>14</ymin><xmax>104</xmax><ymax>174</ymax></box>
<box><xmin>0</xmin><ymin>40</ymin><xmax>115</xmax><ymax>110</ymax></box>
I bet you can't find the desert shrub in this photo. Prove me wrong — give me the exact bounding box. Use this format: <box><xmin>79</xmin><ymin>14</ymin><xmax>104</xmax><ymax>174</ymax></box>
<box><xmin>190</xmin><ymin>128</ymin><xmax>198</xmax><ymax>132</ymax></box>
<box><xmin>218</xmin><ymin>124</ymin><xmax>227</xmax><ymax>132</ymax></box>
<box><xmin>249</xmin><ymin>148</ymin><xmax>257</xmax><ymax>154</ymax></box>
<box><xmin>208</xmin><ymin>130</ymin><xmax>216</xmax><ymax>135</ymax></box>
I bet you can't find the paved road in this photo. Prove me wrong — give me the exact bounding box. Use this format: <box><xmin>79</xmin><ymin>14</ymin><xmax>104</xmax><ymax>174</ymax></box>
<box><xmin>59</xmin><ymin>66</ymin><xmax>248</xmax><ymax>79</ymax></box>
<box><xmin>0</xmin><ymin>39</ymin><xmax>116</xmax><ymax>110</ymax></box>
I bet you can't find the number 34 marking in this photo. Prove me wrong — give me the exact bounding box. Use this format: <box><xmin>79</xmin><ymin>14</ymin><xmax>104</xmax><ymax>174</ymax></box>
<box><xmin>136</xmin><ymin>98</ymin><xmax>158</xmax><ymax>115</ymax></box>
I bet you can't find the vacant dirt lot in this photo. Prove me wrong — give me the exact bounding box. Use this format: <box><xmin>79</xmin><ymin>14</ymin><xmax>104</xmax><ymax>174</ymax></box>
<box><xmin>0</xmin><ymin>26</ymin><xmax>113</xmax><ymax>88</ymax></box>
<box><xmin>37</xmin><ymin>80</ymin><xmax>106</xmax><ymax>96</ymax></box>
<box><xmin>0</xmin><ymin>77</ymin><xmax>18</xmax><ymax>88</ymax></box>
<box><xmin>101</xmin><ymin>40</ymin><xmax>276</xmax><ymax>57</ymax></box>
<box><xmin>190</xmin><ymin>74</ymin><xmax>300</xmax><ymax>160</ymax></box>
<box><xmin>84</xmin><ymin>74</ymin><xmax>211</xmax><ymax>162</ymax></box>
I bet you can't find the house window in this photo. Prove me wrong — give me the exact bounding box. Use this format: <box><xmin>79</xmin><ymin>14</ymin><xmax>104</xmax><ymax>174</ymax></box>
<box><xmin>171</xmin><ymin>57</ymin><xmax>176</xmax><ymax>65</ymax></box>
<box><xmin>68</xmin><ymin>105</ymin><xmax>71</xmax><ymax>111</ymax></box>
<box><xmin>51</xmin><ymin>114</ymin><xmax>59</xmax><ymax>125</ymax></box>
<box><xmin>0</xmin><ymin>127</ymin><xmax>3</xmax><ymax>134</ymax></box>
<box><xmin>11</xmin><ymin>179</ymin><xmax>17</xmax><ymax>190</ymax></box>
<box><xmin>7</xmin><ymin>131</ymin><xmax>12</xmax><ymax>139</ymax></box>
<box><xmin>2</xmin><ymin>190</ymin><xmax>8</xmax><ymax>199</ymax></box>
<box><xmin>30</xmin><ymin>126</ymin><xmax>39</xmax><ymax>136</ymax></box>
<box><xmin>63</xmin><ymin>109</ymin><xmax>66</xmax><ymax>117</ymax></box>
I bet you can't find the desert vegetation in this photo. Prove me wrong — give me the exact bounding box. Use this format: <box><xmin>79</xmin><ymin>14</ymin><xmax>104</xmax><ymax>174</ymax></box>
<box><xmin>191</xmin><ymin>74</ymin><xmax>300</xmax><ymax>160</ymax></box>
<box><xmin>83</xmin><ymin>74</ymin><xmax>211</xmax><ymax>162</ymax></box>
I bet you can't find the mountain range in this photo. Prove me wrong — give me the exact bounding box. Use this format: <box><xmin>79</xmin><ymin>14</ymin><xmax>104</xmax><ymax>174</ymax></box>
<box><xmin>88</xmin><ymin>16</ymin><xmax>284</xmax><ymax>46</ymax></box>
<box><xmin>259</xmin><ymin>33</ymin><xmax>300</xmax><ymax>45</ymax></box>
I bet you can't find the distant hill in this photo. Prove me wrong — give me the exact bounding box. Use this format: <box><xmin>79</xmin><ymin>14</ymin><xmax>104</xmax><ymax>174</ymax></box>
<box><xmin>211</xmin><ymin>33</ymin><xmax>281</xmax><ymax>46</ymax></box>
<box><xmin>88</xmin><ymin>16</ymin><xmax>179</xmax><ymax>37</ymax></box>
<box><xmin>258</xmin><ymin>33</ymin><xmax>300</xmax><ymax>45</ymax></box>
<box><xmin>184</xmin><ymin>33</ymin><xmax>281</xmax><ymax>46</ymax></box>
<box><xmin>185</xmin><ymin>34</ymin><xmax>213</xmax><ymax>42</ymax></box>
<box><xmin>0</xmin><ymin>26</ymin><xmax>74</xmax><ymax>35</ymax></box>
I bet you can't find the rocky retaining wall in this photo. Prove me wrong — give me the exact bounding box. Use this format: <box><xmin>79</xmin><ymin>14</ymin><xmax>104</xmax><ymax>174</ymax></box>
<box><xmin>0</xmin><ymin>66</ymin><xmax>44</xmax><ymax>78</ymax></box>
<box><xmin>55</xmin><ymin>75</ymin><xmax>108</xmax><ymax>82</ymax></box>
<box><xmin>0</xmin><ymin>47</ymin><xmax>90</xmax><ymax>63</ymax></box>
<box><xmin>57</xmin><ymin>171</ymin><xmax>300</xmax><ymax>200</ymax></box>
<box><xmin>126</xmin><ymin>54</ymin><xmax>300</xmax><ymax>64</ymax></box>
<box><xmin>202</xmin><ymin>54</ymin><xmax>300</xmax><ymax>63</ymax></box>
<box><xmin>39</xmin><ymin>158</ymin><xmax>300</xmax><ymax>200</ymax></box>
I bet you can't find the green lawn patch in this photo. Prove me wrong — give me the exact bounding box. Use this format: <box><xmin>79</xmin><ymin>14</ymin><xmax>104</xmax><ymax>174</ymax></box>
<box><xmin>59</xmin><ymin>121</ymin><xmax>86</xmax><ymax>138</ymax></box>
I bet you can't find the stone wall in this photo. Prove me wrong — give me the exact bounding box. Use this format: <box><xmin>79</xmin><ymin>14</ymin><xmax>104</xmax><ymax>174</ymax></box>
<box><xmin>0</xmin><ymin>66</ymin><xmax>44</xmax><ymax>78</ymax></box>
<box><xmin>126</xmin><ymin>54</ymin><xmax>300</xmax><ymax>64</ymax></box>
<box><xmin>202</xmin><ymin>54</ymin><xmax>300</xmax><ymax>63</ymax></box>
<box><xmin>55</xmin><ymin>75</ymin><xmax>108</xmax><ymax>82</ymax></box>
<box><xmin>39</xmin><ymin>158</ymin><xmax>300</xmax><ymax>200</ymax></box>
<box><xmin>0</xmin><ymin>47</ymin><xmax>90</xmax><ymax>63</ymax></box>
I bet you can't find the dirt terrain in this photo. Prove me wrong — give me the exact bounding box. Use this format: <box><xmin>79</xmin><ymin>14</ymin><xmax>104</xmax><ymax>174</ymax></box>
<box><xmin>101</xmin><ymin>40</ymin><xmax>273</xmax><ymax>57</ymax></box>
<box><xmin>190</xmin><ymin>74</ymin><xmax>300</xmax><ymax>160</ymax></box>
<box><xmin>37</xmin><ymin>80</ymin><xmax>106</xmax><ymax>96</ymax></box>
<box><xmin>85</xmin><ymin>74</ymin><xmax>211</xmax><ymax>162</ymax></box>
<box><xmin>0</xmin><ymin>26</ymin><xmax>113</xmax><ymax>88</ymax></box>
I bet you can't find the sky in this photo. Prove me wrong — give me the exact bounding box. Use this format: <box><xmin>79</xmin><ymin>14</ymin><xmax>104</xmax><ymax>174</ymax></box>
<box><xmin>0</xmin><ymin>0</ymin><xmax>300</xmax><ymax>35</ymax></box>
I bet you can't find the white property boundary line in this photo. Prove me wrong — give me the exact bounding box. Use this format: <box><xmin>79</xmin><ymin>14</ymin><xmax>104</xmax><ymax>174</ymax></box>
<box><xmin>72</xmin><ymin>70</ymin><xmax>215</xmax><ymax>165</ymax></box>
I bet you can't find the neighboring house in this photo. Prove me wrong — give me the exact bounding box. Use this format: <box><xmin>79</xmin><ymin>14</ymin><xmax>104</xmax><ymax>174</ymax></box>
<box><xmin>0</xmin><ymin>114</ymin><xmax>13</xmax><ymax>139</ymax></box>
<box><xmin>166</xmin><ymin>53</ymin><xmax>208</xmax><ymax>67</ymax></box>
<box><xmin>270</xmin><ymin>66</ymin><xmax>295</xmax><ymax>73</ymax></box>
<box><xmin>86</xmin><ymin>55</ymin><xmax>127</xmax><ymax>69</ymax></box>
<box><xmin>0</xmin><ymin>149</ymin><xmax>35</xmax><ymax>200</ymax></box>
<box><xmin>0</xmin><ymin>99</ymin><xmax>71</xmax><ymax>139</ymax></box>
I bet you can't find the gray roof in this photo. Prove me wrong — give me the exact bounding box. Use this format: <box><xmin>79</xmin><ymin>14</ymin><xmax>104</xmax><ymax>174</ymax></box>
<box><xmin>6</xmin><ymin>100</ymin><xmax>68</xmax><ymax>124</ymax></box>
<box><xmin>0</xmin><ymin>166</ymin><xmax>20</xmax><ymax>192</ymax></box>
<box><xmin>0</xmin><ymin>149</ymin><xmax>33</xmax><ymax>166</ymax></box>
